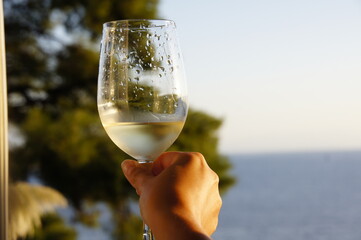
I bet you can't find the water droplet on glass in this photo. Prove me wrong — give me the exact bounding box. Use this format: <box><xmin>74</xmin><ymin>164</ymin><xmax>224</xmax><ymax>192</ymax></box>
<box><xmin>170</xmin><ymin>67</ymin><xmax>174</xmax><ymax>72</ymax></box>
<box><xmin>159</xmin><ymin>67</ymin><xmax>165</xmax><ymax>72</ymax></box>
<box><xmin>136</xmin><ymin>70</ymin><xmax>140</xmax><ymax>74</ymax></box>
<box><xmin>134</xmin><ymin>77</ymin><xmax>139</xmax><ymax>81</ymax></box>
<box><xmin>151</xmin><ymin>57</ymin><xmax>155</xmax><ymax>61</ymax></box>
<box><xmin>167</xmin><ymin>60</ymin><xmax>172</xmax><ymax>65</ymax></box>
<box><xmin>159</xmin><ymin>74</ymin><xmax>162</xmax><ymax>77</ymax></box>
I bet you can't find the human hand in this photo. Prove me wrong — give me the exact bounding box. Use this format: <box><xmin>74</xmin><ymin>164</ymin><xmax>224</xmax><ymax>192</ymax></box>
<box><xmin>121</xmin><ymin>152</ymin><xmax>222</xmax><ymax>240</ymax></box>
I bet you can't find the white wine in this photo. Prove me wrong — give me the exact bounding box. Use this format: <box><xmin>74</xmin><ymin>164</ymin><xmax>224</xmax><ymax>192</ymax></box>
<box><xmin>103</xmin><ymin>121</ymin><xmax>185</xmax><ymax>161</ymax></box>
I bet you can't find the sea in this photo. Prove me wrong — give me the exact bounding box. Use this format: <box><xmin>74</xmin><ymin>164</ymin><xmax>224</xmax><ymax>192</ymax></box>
<box><xmin>212</xmin><ymin>151</ymin><xmax>361</xmax><ymax>240</ymax></box>
<box><xmin>69</xmin><ymin>151</ymin><xmax>361</xmax><ymax>239</ymax></box>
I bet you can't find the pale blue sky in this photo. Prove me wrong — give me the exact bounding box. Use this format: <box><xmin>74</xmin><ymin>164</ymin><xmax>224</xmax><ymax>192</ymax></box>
<box><xmin>160</xmin><ymin>0</ymin><xmax>361</xmax><ymax>154</ymax></box>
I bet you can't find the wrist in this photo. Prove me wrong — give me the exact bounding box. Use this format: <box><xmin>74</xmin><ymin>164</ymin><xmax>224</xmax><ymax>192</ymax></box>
<box><xmin>150</xmin><ymin>210</ymin><xmax>211</xmax><ymax>240</ymax></box>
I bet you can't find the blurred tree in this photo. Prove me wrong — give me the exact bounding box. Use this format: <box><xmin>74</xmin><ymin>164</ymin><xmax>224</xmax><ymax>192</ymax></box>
<box><xmin>5</xmin><ymin>0</ymin><xmax>235</xmax><ymax>239</ymax></box>
<box><xmin>9</xmin><ymin>182</ymin><xmax>68</xmax><ymax>240</ymax></box>
<box><xmin>25</xmin><ymin>213</ymin><xmax>76</xmax><ymax>240</ymax></box>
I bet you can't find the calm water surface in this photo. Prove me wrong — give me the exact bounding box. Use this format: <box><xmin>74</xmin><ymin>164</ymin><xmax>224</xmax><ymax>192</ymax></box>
<box><xmin>213</xmin><ymin>151</ymin><xmax>361</xmax><ymax>240</ymax></box>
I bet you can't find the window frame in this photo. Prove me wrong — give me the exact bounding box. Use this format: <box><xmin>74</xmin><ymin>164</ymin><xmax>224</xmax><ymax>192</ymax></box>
<box><xmin>0</xmin><ymin>1</ymin><xmax>9</xmax><ymax>239</ymax></box>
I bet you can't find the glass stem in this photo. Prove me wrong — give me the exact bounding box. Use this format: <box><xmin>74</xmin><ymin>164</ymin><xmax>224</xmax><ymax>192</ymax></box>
<box><xmin>139</xmin><ymin>160</ymin><xmax>154</xmax><ymax>240</ymax></box>
<box><xmin>143</xmin><ymin>223</ymin><xmax>154</xmax><ymax>240</ymax></box>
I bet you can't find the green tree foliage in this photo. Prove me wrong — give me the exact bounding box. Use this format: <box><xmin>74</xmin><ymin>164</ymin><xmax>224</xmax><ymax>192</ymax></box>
<box><xmin>25</xmin><ymin>213</ymin><xmax>76</xmax><ymax>240</ymax></box>
<box><xmin>5</xmin><ymin>0</ymin><xmax>235</xmax><ymax>238</ymax></box>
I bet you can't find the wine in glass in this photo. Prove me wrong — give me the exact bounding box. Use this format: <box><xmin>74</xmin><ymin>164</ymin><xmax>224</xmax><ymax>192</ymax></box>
<box><xmin>97</xmin><ymin>19</ymin><xmax>188</xmax><ymax>239</ymax></box>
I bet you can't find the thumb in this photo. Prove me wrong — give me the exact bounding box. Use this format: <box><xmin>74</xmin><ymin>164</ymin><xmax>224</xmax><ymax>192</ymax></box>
<box><xmin>121</xmin><ymin>160</ymin><xmax>153</xmax><ymax>195</ymax></box>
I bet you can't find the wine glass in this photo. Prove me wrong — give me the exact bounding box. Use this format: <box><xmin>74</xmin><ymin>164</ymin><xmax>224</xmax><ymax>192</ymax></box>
<box><xmin>97</xmin><ymin>19</ymin><xmax>188</xmax><ymax>239</ymax></box>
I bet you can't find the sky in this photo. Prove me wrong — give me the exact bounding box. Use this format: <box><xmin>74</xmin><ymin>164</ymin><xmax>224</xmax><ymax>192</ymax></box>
<box><xmin>159</xmin><ymin>0</ymin><xmax>361</xmax><ymax>154</ymax></box>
